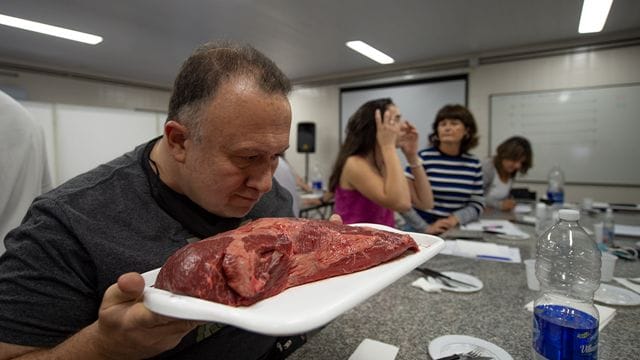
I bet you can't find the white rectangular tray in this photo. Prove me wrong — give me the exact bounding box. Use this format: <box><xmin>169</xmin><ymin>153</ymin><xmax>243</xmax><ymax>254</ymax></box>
<box><xmin>142</xmin><ymin>223</ymin><xmax>444</xmax><ymax>335</ymax></box>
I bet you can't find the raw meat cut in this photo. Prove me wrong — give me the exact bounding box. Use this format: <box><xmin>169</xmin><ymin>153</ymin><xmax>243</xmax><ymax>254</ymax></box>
<box><xmin>154</xmin><ymin>218</ymin><xmax>419</xmax><ymax>306</ymax></box>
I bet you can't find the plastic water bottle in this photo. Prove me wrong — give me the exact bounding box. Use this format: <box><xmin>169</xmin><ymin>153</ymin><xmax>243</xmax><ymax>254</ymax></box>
<box><xmin>535</xmin><ymin>203</ymin><xmax>552</xmax><ymax>236</ymax></box>
<box><xmin>311</xmin><ymin>163</ymin><xmax>323</xmax><ymax>195</ymax></box>
<box><xmin>533</xmin><ymin>209</ymin><xmax>601</xmax><ymax>359</ymax></box>
<box><xmin>602</xmin><ymin>208</ymin><xmax>615</xmax><ymax>248</ymax></box>
<box><xmin>546</xmin><ymin>166</ymin><xmax>565</xmax><ymax>205</ymax></box>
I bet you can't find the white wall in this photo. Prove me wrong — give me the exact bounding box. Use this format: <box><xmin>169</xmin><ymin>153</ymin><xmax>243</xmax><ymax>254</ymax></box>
<box><xmin>468</xmin><ymin>45</ymin><xmax>640</xmax><ymax>203</ymax></box>
<box><xmin>1</xmin><ymin>70</ymin><xmax>170</xmax><ymax>186</ymax></box>
<box><xmin>20</xmin><ymin>101</ymin><xmax>166</xmax><ymax>186</ymax></box>
<box><xmin>287</xmin><ymin>86</ymin><xmax>341</xmax><ymax>186</ymax></box>
<box><xmin>0</xmin><ymin>70</ymin><xmax>170</xmax><ymax>111</ymax></box>
<box><xmin>288</xmin><ymin>45</ymin><xmax>640</xmax><ymax>204</ymax></box>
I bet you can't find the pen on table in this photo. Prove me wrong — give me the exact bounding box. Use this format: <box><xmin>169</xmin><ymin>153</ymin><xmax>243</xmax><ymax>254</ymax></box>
<box><xmin>476</xmin><ymin>254</ymin><xmax>512</xmax><ymax>262</ymax></box>
<box><xmin>482</xmin><ymin>229</ymin><xmax>506</xmax><ymax>235</ymax></box>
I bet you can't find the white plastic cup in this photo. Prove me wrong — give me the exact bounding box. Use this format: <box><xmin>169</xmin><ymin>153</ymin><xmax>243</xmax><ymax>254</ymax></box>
<box><xmin>593</xmin><ymin>223</ymin><xmax>603</xmax><ymax>244</ymax></box>
<box><xmin>524</xmin><ymin>259</ymin><xmax>540</xmax><ymax>291</ymax></box>
<box><xmin>600</xmin><ymin>252</ymin><xmax>617</xmax><ymax>282</ymax></box>
<box><xmin>582</xmin><ymin>197</ymin><xmax>594</xmax><ymax>210</ymax></box>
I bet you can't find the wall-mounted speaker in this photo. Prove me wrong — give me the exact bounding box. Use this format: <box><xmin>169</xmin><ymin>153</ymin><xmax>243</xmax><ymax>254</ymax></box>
<box><xmin>297</xmin><ymin>122</ymin><xmax>315</xmax><ymax>153</ymax></box>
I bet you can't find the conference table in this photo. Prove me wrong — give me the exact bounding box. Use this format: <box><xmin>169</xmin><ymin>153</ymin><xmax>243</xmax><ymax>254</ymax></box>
<box><xmin>288</xmin><ymin>208</ymin><xmax>640</xmax><ymax>359</ymax></box>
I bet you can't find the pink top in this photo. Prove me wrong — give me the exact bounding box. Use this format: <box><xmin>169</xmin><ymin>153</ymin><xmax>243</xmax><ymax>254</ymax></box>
<box><xmin>333</xmin><ymin>186</ymin><xmax>395</xmax><ymax>227</ymax></box>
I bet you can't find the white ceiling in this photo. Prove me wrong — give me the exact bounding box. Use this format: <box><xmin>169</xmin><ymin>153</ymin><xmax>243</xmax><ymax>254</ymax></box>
<box><xmin>0</xmin><ymin>0</ymin><xmax>639</xmax><ymax>89</ymax></box>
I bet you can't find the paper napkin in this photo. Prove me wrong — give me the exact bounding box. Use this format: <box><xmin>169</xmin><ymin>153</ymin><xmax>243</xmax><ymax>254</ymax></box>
<box><xmin>524</xmin><ymin>301</ymin><xmax>616</xmax><ymax>331</ymax></box>
<box><xmin>348</xmin><ymin>338</ymin><xmax>399</xmax><ymax>360</ymax></box>
<box><xmin>411</xmin><ymin>277</ymin><xmax>444</xmax><ymax>293</ymax></box>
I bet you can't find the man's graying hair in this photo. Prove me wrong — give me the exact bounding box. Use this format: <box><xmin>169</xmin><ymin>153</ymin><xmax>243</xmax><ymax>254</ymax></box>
<box><xmin>167</xmin><ymin>41</ymin><xmax>291</xmax><ymax>141</ymax></box>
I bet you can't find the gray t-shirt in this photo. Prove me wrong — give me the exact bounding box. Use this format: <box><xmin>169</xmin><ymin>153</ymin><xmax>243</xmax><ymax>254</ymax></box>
<box><xmin>0</xmin><ymin>139</ymin><xmax>296</xmax><ymax>359</ymax></box>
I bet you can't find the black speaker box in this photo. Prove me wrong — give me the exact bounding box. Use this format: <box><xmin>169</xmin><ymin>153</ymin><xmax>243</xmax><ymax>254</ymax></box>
<box><xmin>297</xmin><ymin>122</ymin><xmax>316</xmax><ymax>153</ymax></box>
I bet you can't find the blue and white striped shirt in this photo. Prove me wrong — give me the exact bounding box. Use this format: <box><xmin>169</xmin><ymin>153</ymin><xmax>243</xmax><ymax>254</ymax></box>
<box><xmin>405</xmin><ymin>147</ymin><xmax>484</xmax><ymax>224</ymax></box>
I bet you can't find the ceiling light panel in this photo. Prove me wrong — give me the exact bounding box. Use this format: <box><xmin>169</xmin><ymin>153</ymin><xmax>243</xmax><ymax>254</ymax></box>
<box><xmin>346</xmin><ymin>41</ymin><xmax>394</xmax><ymax>64</ymax></box>
<box><xmin>578</xmin><ymin>0</ymin><xmax>613</xmax><ymax>33</ymax></box>
<box><xmin>0</xmin><ymin>13</ymin><xmax>103</xmax><ymax>45</ymax></box>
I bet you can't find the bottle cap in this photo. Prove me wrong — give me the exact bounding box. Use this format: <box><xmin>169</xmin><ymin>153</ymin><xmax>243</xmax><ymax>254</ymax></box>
<box><xmin>558</xmin><ymin>209</ymin><xmax>579</xmax><ymax>221</ymax></box>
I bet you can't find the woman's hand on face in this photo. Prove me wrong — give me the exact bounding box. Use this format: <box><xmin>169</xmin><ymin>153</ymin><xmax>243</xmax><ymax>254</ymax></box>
<box><xmin>375</xmin><ymin>109</ymin><xmax>402</xmax><ymax>149</ymax></box>
<box><xmin>398</xmin><ymin>121</ymin><xmax>419</xmax><ymax>156</ymax></box>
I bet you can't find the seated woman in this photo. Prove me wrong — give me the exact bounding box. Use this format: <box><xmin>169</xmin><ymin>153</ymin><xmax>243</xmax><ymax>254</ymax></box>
<box><xmin>328</xmin><ymin>98</ymin><xmax>433</xmax><ymax>227</ymax></box>
<box><xmin>402</xmin><ymin>104</ymin><xmax>484</xmax><ymax>235</ymax></box>
<box><xmin>483</xmin><ymin>136</ymin><xmax>533</xmax><ymax>211</ymax></box>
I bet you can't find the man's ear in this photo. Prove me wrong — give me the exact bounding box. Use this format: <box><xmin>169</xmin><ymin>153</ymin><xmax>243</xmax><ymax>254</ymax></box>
<box><xmin>164</xmin><ymin>120</ymin><xmax>188</xmax><ymax>163</ymax></box>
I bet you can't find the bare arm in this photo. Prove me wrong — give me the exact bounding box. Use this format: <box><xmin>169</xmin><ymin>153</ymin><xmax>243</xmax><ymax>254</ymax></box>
<box><xmin>0</xmin><ymin>273</ymin><xmax>199</xmax><ymax>360</ymax></box>
<box><xmin>399</xmin><ymin>121</ymin><xmax>433</xmax><ymax>211</ymax></box>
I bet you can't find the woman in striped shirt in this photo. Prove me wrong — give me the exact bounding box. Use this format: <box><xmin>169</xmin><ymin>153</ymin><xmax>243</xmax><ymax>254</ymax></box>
<box><xmin>403</xmin><ymin>104</ymin><xmax>484</xmax><ymax>234</ymax></box>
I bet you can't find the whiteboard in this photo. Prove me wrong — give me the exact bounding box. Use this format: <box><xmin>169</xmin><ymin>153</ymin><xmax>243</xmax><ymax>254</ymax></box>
<box><xmin>490</xmin><ymin>84</ymin><xmax>640</xmax><ymax>185</ymax></box>
<box><xmin>340</xmin><ymin>76</ymin><xmax>467</xmax><ymax>155</ymax></box>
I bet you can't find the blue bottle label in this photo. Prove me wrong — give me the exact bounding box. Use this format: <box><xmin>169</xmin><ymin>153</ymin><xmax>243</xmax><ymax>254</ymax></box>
<box><xmin>312</xmin><ymin>180</ymin><xmax>323</xmax><ymax>191</ymax></box>
<box><xmin>547</xmin><ymin>191</ymin><xmax>564</xmax><ymax>204</ymax></box>
<box><xmin>602</xmin><ymin>228</ymin><xmax>614</xmax><ymax>246</ymax></box>
<box><xmin>533</xmin><ymin>304</ymin><xmax>598</xmax><ymax>360</ymax></box>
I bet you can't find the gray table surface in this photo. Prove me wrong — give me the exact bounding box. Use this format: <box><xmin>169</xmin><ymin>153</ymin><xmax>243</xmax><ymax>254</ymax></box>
<box><xmin>288</xmin><ymin>209</ymin><xmax>640</xmax><ymax>360</ymax></box>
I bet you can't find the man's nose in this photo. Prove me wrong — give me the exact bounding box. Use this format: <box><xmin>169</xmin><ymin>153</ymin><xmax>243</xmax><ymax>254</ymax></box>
<box><xmin>246</xmin><ymin>162</ymin><xmax>273</xmax><ymax>194</ymax></box>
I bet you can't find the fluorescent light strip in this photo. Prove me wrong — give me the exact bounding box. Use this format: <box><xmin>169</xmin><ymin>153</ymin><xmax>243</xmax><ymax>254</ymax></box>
<box><xmin>346</xmin><ymin>40</ymin><xmax>394</xmax><ymax>64</ymax></box>
<box><xmin>578</xmin><ymin>0</ymin><xmax>613</xmax><ymax>34</ymax></box>
<box><xmin>0</xmin><ymin>13</ymin><xmax>102</xmax><ymax>45</ymax></box>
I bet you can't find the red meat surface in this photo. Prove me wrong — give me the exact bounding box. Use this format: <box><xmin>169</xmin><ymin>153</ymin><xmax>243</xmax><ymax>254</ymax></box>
<box><xmin>154</xmin><ymin>218</ymin><xmax>419</xmax><ymax>306</ymax></box>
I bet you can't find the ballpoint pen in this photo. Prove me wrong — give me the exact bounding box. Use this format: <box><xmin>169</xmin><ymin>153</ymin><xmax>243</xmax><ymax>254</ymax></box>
<box><xmin>476</xmin><ymin>255</ymin><xmax>512</xmax><ymax>262</ymax></box>
<box><xmin>481</xmin><ymin>225</ymin><xmax>506</xmax><ymax>235</ymax></box>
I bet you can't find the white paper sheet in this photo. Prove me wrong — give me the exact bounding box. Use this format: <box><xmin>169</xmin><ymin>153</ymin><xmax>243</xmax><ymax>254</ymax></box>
<box><xmin>440</xmin><ymin>239</ymin><xmax>521</xmax><ymax>263</ymax></box>
<box><xmin>514</xmin><ymin>204</ymin><xmax>532</xmax><ymax>213</ymax></box>
<box><xmin>615</xmin><ymin>224</ymin><xmax>640</xmax><ymax>237</ymax></box>
<box><xmin>461</xmin><ymin>220</ymin><xmax>530</xmax><ymax>240</ymax></box>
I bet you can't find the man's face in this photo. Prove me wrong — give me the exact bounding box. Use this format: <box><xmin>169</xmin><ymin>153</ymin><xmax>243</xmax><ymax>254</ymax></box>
<box><xmin>181</xmin><ymin>78</ymin><xmax>291</xmax><ymax>218</ymax></box>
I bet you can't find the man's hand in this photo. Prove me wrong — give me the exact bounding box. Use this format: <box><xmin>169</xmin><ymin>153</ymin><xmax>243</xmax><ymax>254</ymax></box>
<box><xmin>91</xmin><ymin>272</ymin><xmax>201</xmax><ymax>359</ymax></box>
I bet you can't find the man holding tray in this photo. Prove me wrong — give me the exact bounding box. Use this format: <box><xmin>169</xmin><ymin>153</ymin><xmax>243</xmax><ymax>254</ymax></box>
<box><xmin>0</xmin><ymin>41</ymin><xmax>307</xmax><ymax>359</ymax></box>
